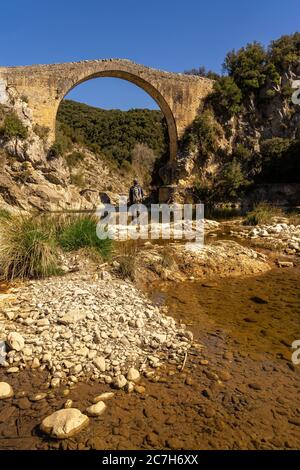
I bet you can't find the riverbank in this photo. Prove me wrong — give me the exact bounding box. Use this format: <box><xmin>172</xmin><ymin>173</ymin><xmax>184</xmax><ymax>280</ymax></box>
<box><xmin>0</xmin><ymin>218</ymin><xmax>299</xmax><ymax>449</ymax></box>
<box><xmin>0</xmin><ymin>264</ymin><xmax>300</xmax><ymax>449</ymax></box>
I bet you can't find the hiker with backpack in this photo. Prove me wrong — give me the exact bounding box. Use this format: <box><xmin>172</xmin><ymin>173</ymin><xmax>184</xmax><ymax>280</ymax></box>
<box><xmin>129</xmin><ymin>179</ymin><xmax>144</xmax><ymax>206</ymax></box>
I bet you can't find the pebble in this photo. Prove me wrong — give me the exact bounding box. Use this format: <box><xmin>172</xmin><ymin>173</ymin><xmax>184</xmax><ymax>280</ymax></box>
<box><xmin>64</xmin><ymin>399</ymin><xmax>73</xmax><ymax>409</ymax></box>
<box><xmin>6</xmin><ymin>332</ymin><xmax>25</xmax><ymax>351</ymax></box>
<box><xmin>93</xmin><ymin>356</ymin><xmax>106</xmax><ymax>372</ymax></box>
<box><xmin>127</xmin><ymin>367</ymin><xmax>140</xmax><ymax>383</ymax></box>
<box><xmin>113</xmin><ymin>375</ymin><xmax>127</xmax><ymax>389</ymax></box>
<box><xmin>30</xmin><ymin>393</ymin><xmax>47</xmax><ymax>402</ymax></box>
<box><xmin>0</xmin><ymin>382</ymin><xmax>14</xmax><ymax>399</ymax></box>
<box><xmin>249</xmin><ymin>383</ymin><xmax>262</xmax><ymax>391</ymax></box>
<box><xmin>218</xmin><ymin>370</ymin><xmax>231</xmax><ymax>381</ymax></box>
<box><xmin>51</xmin><ymin>378</ymin><xmax>61</xmax><ymax>388</ymax></box>
<box><xmin>86</xmin><ymin>401</ymin><xmax>107</xmax><ymax>417</ymax></box>
<box><xmin>93</xmin><ymin>392</ymin><xmax>115</xmax><ymax>403</ymax></box>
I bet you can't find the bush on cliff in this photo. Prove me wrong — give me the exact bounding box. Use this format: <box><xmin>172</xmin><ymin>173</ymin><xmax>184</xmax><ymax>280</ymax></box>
<box><xmin>0</xmin><ymin>112</ymin><xmax>28</xmax><ymax>141</ymax></box>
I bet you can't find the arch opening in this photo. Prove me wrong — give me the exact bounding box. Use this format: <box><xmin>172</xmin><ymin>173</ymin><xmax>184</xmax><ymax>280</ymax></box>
<box><xmin>55</xmin><ymin>74</ymin><xmax>174</xmax><ymax>196</ymax></box>
<box><xmin>54</xmin><ymin>70</ymin><xmax>178</xmax><ymax>163</ymax></box>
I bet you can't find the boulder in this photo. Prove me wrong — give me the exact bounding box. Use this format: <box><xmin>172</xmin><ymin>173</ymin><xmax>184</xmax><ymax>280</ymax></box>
<box><xmin>40</xmin><ymin>408</ymin><xmax>89</xmax><ymax>439</ymax></box>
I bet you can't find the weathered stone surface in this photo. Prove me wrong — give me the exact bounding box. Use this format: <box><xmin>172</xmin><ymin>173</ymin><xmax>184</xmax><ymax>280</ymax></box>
<box><xmin>86</xmin><ymin>401</ymin><xmax>107</xmax><ymax>417</ymax></box>
<box><xmin>93</xmin><ymin>392</ymin><xmax>114</xmax><ymax>403</ymax></box>
<box><xmin>0</xmin><ymin>382</ymin><xmax>14</xmax><ymax>399</ymax></box>
<box><xmin>127</xmin><ymin>367</ymin><xmax>140</xmax><ymax>383</ymax></box>
<box><xmin>40</xmin><ymin>408</ymin><xmax>89</xmax><ymax>438</ymax></box>
<box><xmin>6</xmin><ymin>332</ymin><xmax>25</xmax><ymax>351</ymax></box>
<box><xmin>93</xmin><ymin>356</ymin><xmax>106</xmax><ymax>372</ymax></box>
<box><xmin>59</xmin><ymin>309</ymin><xmax>87</xmax><ymax>324</ymax></box>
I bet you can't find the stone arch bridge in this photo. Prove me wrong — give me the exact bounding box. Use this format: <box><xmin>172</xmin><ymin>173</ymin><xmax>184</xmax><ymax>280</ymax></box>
<box><xmin>0</xmin><ymin>59</ymin><xmax>213</xmax><ymax>164</ymax></box>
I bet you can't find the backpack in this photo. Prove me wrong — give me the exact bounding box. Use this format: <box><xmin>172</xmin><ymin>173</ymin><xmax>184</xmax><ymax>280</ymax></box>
<box><xmin>132</xmin><ymin>185</ymin><xmax>142</xmax><ymax>203</ymax></box>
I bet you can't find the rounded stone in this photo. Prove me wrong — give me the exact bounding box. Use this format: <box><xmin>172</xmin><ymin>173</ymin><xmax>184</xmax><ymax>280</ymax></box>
<box><xmin>92</xmin><ymin>392</ymin><xmax>115</xmax><ymax>403</ymax></box>
<box><xmin>127</xmin><ymin>367</ymin><xmax>140</xmax><ymax>383</ymax></box>
<box><xmin>86</xmin><ymin>401</ymin><xmax>107</xmax><ymax>417</ymax></box>
<box><xmin>0</xmin><ymin>382</ymin><xmax>14</xmax><ymax>399</ymax></box>
<box><xmin>40</xmin><ymin>408</ymin><xmax>89</xmax><ymax>439</ymax></box>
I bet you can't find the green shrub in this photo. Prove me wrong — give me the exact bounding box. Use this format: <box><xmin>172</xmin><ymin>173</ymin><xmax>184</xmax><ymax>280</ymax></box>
<box><xmin>115</xmin><ymin>241</ymin><xmax>138</xmax><ymax>281</ymax></box>
<box><xmin>0</xmin><ymin>209</ymin><xmax>11</xmax><ymax>220</ymax></box>
<box><xmin>34</xmin><ymin>124</ymin><xmax>50</xmax><ymax>140</ymax></box>
<box><xmin>0</xmin><ymin>215</ymin><xmax>60</xmax><ymax>280</ymax></box>
<box><xmin>48</xmin><ymin>140</ymin><xmax>65</xmax><ymax>158</ymax></box>
<box><xmin>65</xmin><ymin>151</ymin><xmax>85</xmax><ymax>169</ymax></box>
<box><xmin>183</xmin><ymin>109</ymin><xmax>223</xmax><ymax>159</ymax></box>
<box><xmin>56</xmin><ymin>99</ymin><xmax>168</xmax><ymax>168</ymax></box>
<box><xmin>244</xmin><ymin>202</ymin><xmax>284</xmax><ymax>226</ymax></box>
<box><xmin>70</xmin><ymin>170</ymin><xmax>85</xmax><ymax>187</ymax></box>
<box><xmin>0</xmin><ymin>112</ymin><xmax>28</xmax><ymax>141</ymax></box>
<box><xmin>58</xmin><ymin>215</ymin><xmax>112</xmax><ymax>260</ymax></box>
<box><xmin>210</xmin><ymin>76</ymin><xmax>242</xmax><ymax>116</ymax></box>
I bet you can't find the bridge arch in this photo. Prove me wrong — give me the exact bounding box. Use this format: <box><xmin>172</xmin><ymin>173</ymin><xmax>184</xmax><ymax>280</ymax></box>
<box><xmin>0</xmin><ymin>58</ymin><xmax>214</xmax><ymax>169</ymax></box>
<box><xmin>54</xmin><ymin>69</ymin><xmax>178</xmax><ymax>162</ymax></box>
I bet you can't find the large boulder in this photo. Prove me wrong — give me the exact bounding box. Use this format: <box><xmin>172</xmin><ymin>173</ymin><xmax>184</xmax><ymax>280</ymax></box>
<box><xmin>40</xmin><ymin>408</ymin><xmax>89</xmax><ymax>439</ymax></box>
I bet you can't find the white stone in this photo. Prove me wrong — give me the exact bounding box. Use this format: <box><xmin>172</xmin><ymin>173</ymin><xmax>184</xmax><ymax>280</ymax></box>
<box><xmin>0</xmin><ymin>382</ymin><xmax>14</xmax><ymax>399</ymax></box>
<box><xmin>31</xmin><ymin>357</ymin><xmax>40</xmax><ymax>369</ymax></box>
<box><xmin>40</xmin><ymin>408</ymin><xmax>89</xmax><ymax>438</ymax></box>
<box><xmin>86</xmin><ymin>401</ymin><xmax>107</xmax><ymax>417</ymax></box>
<box><xmin>127</xmin><ymin>367</ymin><xmax>140</xmax><ymax>382</ymax></box>
<box><xmin>93</xmin><ymin>392</ymin><xmax>115</xmax><ymax>403</ymax></box>
<box><xmin>113</xmin><ymin>374</ymin><xmax>127</xmax><ymax>389</ymax></box>
<box><xmin>93</xmin><ymin>356</ymin><xmax>106</xmax><ymax>372</ymax></box>
<box><xmin>51</xmin><ymin>378</ymin><xmax>61</xmax><ymax>388</ymax></box>
<box><xmin>7</xmin><ymin>332</ymin><xmax>25</xmax><ymax>351</ymax></box>
<box><xmin>60</xmin><ymin>309</ymin><xmax>87</xmax><ymax>325</ymax></box>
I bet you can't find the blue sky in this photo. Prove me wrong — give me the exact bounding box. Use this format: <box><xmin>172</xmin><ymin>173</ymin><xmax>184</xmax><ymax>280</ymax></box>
<box><xmin>1</xmin><ymin>0</ymin><xmax>299</xmax><ymax>109</ymax></box>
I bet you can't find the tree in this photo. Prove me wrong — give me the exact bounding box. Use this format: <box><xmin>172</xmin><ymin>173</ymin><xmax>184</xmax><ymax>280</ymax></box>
<box><xmin>131</xmin><ymin>143</ymin><xmax>157</xmax><ymax>189</ymax></box>
<box><xmin>184</xmin><ymin>109</ymin><xmax>223</xmax><ymax>160</ymax></box>
<box><xmin>210</xmin><ymin>76</ymin><xmax>242</xmax><ymax>117</ymax></box>
<box><xmin>216</xmin><ymin>159</ymin><xmax>251</xmax><ymax>201</ymax></box>
<box><xmin>223</xmin><ymin>42</ymin><xmax>268</xmax><ymax>93</ymax></box>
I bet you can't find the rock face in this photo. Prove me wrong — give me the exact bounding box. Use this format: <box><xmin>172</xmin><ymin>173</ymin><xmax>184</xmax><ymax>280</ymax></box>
<box><xmin>0</xmin><ymin>382</ymin><xmax>14</xmax><ymax>399</ymax></box>
<box><xmin>40</xmin><ymin>408</ymin><xmax>89</xmax><ymax>439</ymax></box>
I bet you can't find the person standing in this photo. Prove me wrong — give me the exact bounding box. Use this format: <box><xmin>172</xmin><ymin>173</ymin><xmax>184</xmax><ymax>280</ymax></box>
<box><xmin>129</xmin><ymin>179</ymin><xmax>144</xmax><ymax>205</ymax></box>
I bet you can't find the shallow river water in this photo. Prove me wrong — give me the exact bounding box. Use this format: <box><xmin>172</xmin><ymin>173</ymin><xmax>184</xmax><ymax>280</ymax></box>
<box><xmin>151</xmin><ymin>265</ymin><xmax>300</xmax><ymax>362</ymax></box>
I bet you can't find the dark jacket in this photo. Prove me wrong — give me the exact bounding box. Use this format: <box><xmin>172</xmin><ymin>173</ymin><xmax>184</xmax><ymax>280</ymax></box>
<box><xmin>129</xmin><ymin>184</ymin><xmax>144</xmax><ymax>205</ymax></box>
